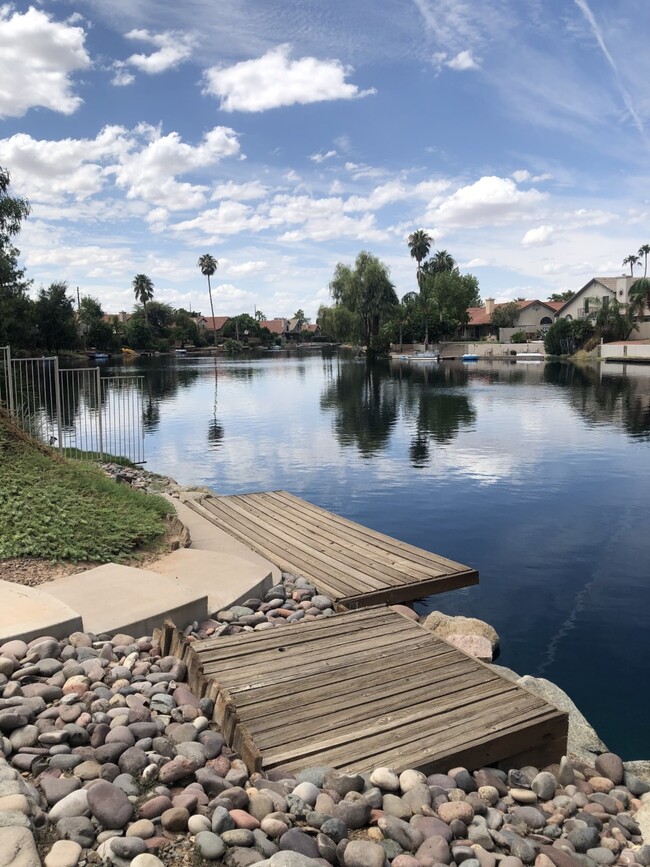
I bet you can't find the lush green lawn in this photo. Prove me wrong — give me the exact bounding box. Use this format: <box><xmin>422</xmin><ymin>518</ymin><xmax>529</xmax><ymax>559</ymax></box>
<box><xmin>0</xmin><ymin>410</ymin><xmax>173</xmax><ymax>562</ymax></box>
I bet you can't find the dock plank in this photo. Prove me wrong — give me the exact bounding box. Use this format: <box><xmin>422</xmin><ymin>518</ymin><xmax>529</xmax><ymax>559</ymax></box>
<box><xmin>181</xmin><ymin>608</ymin><xmax>568</xmax><ymax>776</ymax></box>
<box><xmin>187</xmin><ymin>491</ymin><xmax>479</xmax><ymax>606</ymax></box>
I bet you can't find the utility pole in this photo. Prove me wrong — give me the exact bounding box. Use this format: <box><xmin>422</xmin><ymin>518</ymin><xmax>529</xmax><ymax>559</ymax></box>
<box><xmin>76</xmin><ymin>286</ymin><xmax>81</xmax><ymax>311</ymax></box>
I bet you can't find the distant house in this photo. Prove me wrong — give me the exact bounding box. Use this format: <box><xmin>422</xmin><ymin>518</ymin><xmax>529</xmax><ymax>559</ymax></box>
<box><xmin>555</xmin><ymin>277</ymin><xmax>639</xmax><ymax>322</ymax></box>
<box><xmin>259</xmin><ymin>319</ymin><xmax>287</xmax><ymax>335</ymax></box>
<box><xmin>304</xmin><ymin>323</ymin><xmax>321</xmax><ymax>337</ymax></box>
<box><xmin>460</xmin><ymin>298</ymin><xmax>560</xmax><ymax>341</ymax></box>
<box><xmin>198</xmin><ymin>316</ymin><xmax>230</xmax><ymax>336</ymax></box>
<box><xmin>103</xmin><ymin>311</ymin><xmax>132</xmax><ymax>324</ymax></box>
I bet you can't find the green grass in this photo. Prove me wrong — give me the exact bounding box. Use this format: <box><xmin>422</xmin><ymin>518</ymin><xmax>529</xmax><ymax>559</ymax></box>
<box><xmin>0</xmin><ymin>410</ymin><xmax>173</xmax><ymax>562</ymax></box>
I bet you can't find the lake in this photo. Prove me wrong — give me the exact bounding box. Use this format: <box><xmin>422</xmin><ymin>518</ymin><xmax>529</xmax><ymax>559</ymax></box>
<box><xmin>104</xmin><ymin>352</ymin><xmax>650</xmax><ymax>759</ymax></box>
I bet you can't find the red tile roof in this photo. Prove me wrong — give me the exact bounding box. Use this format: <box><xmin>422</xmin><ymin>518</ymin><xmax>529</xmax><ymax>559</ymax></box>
<box><xmin>467</xmin><ymin>299</ymin><xmax>557</xmax><ymax>326</ymax></box>
<box><xmin>260</xmin><ymin>319</ymin><xmax>287</xmax><ymax>334</ymax></box>
<box><xmin>202</xmin><ymin>316</ymin><xmax>230</xmax><ymax>331</ymax></box>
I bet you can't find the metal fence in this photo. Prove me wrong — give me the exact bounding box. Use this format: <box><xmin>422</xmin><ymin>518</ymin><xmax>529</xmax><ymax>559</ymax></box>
<box><xmin>0</xmin><ymin>347</ymin><xmax>144</xmax><ymax>463</ymax></box>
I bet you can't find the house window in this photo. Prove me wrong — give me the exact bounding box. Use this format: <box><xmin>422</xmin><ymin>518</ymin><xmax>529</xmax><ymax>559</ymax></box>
<box><xmin>565</xmin><ymin>314</ymin><xmax>573</xmax><ymax>321</ymax></box>
<box><xmin>540</xmin><ymin>317</ymin><xmax>552</xmax><ymax>325</ymax></box>
<box><xmin>619</xmin><ymin>290</ymin><xmax>623</xmax><ymax>296</ymax></box>
<box><xmin>602</xmin><ymin>296</ymin><xmax>609</xmax><ymax>306</ymax></box>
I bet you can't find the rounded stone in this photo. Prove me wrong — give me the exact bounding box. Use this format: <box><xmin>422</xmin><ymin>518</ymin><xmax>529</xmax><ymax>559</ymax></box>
<box><xmin>221</xmin><ymin>828</ymin><xmax>255</xmax><ymax>847</ymax></box>
<box><xmin>532</xmin><ymin>773</ymin><xmax>557</xmax><ymax>801</ymax></box>
<box><xmin>437</xmin><ymin>801</ymin><xmax>474</xmax><ymax>824</ymax></box>
<box><xmin>188</xmin><ymin>814</ymin><xmax>212</xmax><ymax>834</ymax></box>
<box><xmin>43</xmin><ymin>839</ymin><xmax>83</xmax><ymax>867</ymax></box>
<box><xmin>370</xmin><ymin>767</ymin><xmax>400</xmax><ymax>791</ymax></box>
<box><xmin>110</xmin><ymin>837</ymin><xmax>147</xmax><ymax>859</ymax></box>
<box><xmin>594</xmin><ymin>754</ymin><xmax>624</xmax><ymax>786</ymax></box>
<box><xmin>86</xmin><ymin>780</ymin><xmax>133</xmax><ymax>829</ymax></box>
<box><xmin>130</xmin><ymin>856</ymin><xmax>165</xmax><ymax>867</ymax></box>
<box><xmin>196</xmin><ymin>831</ymin><xmax>227</xmax><ymax>861</ymax></box>
<box><xmin>161</xmin><ymin>807</ymin><xmax>190</xmax><ymax>832</ymax></box>
<box><xmin>126</xmin><ymin>819</ymin><xmax>155</xmax><ymax>839</ymax></box>
<box><xmin>230</xmin><ymin>809</ymin><xmax>261</xmax><ymax>830</ymax></box>
<box><xmin>343</xmin><ymin>839</ymin><xmax>386</xmax><ymax>867</ymax></box>
<box><xmin>292</xmin><ymin>781</ymin><xmax>320</xmax><ymax>806</ymax></box>
<box><xmin>399</xmin><ymin>769</ymin><xmax>427</xmax><ymax>792</ymax></box>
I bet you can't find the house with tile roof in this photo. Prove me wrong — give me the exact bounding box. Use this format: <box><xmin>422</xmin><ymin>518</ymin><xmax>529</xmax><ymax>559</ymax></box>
<box><xmin>460</xmin><ymin>298</ymin><xmax>560</xmax><ymax>341</ymax></box>
<box><xmin>198</xmin><ymin>316</ymin><xmax>230</xmax><ymax>336</ymax></box>
<box><xmin>555</xmin><ymin>276</ymin><xmax>639</xmax><ymax>322</ymax></box>
<box><xmin>259</xmin><ymin>319</ymin><xmax>288</xmax><ymax>335</ymax></box>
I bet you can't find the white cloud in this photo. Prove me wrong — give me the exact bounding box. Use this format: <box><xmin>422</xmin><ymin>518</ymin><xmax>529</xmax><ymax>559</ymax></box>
<box><xmin>111</xmin><ymin>66</ymin><xmax>135</xmax><ymax>87</ymax></box>
<box><xmin>0</xmin><ymin>6</ymin><xmax>90</xmax><ymax>117</ymax></box>
<box><xmin>512</xmin><ymin>169</ymin><xmax>532</xmax><ymax>183</ymax></box>
<box><xmin>431</xmin><ymin>176</ymin><xmax>547</xmax><ymax>228</ymax></box>
<box><xmin>522</xmin><ymin>225</ymin><xmax>555</xmax><ymax>247</ymax></box>
<box><xmin>203</xmin><ymin>44</ymin><xmax>375</xmax><ymax>112</ymax></box>
<box><xmin>310</xmin><ymin>150</ymin><xmax>337</xmax><ymax>163</ymax></box>
<box><xmin>211</xmin><ymin>180</ymin><xmax>268</xmax><ymax>201</ymax></box>
<box><xmin>464</xmin><ymin>258</ymin><xmax>490</xmax><ymax>267</ymax></box>
<box><xmin>0</xmin><ymin>124</ymin><xmax>241</xmax><ymax>210</ymax></box>
<box><xmin>446</xmin><ymin>49</ymin><xmax>479</xmax><ymax>71</ymax></box>
<box><xmin>124</xmin><ymin>28</ymin><xmax>195</xmax><ymax>74</ymax></box>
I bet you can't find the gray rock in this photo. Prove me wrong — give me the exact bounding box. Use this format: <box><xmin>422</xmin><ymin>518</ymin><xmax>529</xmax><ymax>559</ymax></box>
<box><xmin>343</xmin><ymin>839</ymin><xmax>386</xmax><ymax>867</ymax></box>
<box><xmin>118</xmin><ymin>746</ymin><xmax>148</xmax><ymax>776</ymax></box>
<box><xmin>212</xmin><ymin>805</ymin><xmax>236</xmax><ymax>834</ymax></box>
<box><xmin>56</xmin><ymin>816</ymin><xmax>96</xmax><ymax>848</ymax></box>
<box><xmin>86</xmin><ymin>780</ymin><xmax>133</xmax><ymax>829</ymax></box>
<box><xmin>222</xmin><ymin>829</ymin><xmax>256</xmax><ymax>848</ymax></box>
<box><xmin>585</xmin><ymin>849</ymin><xmax>616</xmax><ymax>866</ymax></box>
<box><xmin>333</xmin><ymin>799</ymin><xmax>371</xmax><ymax>829</ymax></box>
<box><xmin>40</xmin><ymin>775</ymin><xmax>81</xmax><ymax>806</ymax></box>
<box><xmin>0</xmin><ymin>826</ymin><xmax>40</xmax><ymax>867</ymax></box>
<box><xmin>224</xmin><ymin>849</ymin><xmax>264</xmax><ymax>867</ymax></box>
<box><xmin>320</xmin><ymin>817</ymin><xmax>347</xmax><ymax>843</ymax></box>
<box><xmin>278</xmin><ymin>828</ymin><xmax>320</xmax><ymax>859</ymax></box>
<box><xmin>532</xmin><ymin>772</ymin><xmax>557</xmax><ymax>801</ymax></box>
<box><xmin>196</xmin><ymin>831</ymin><xmax>227</xmax><ymax>860</ymax></box>
<box><xmin>111</xmin><ymin>837</ymin><xmax>147</xmax><ymax>859</ymax></box>
<box><xmin>324</xmin><ymin>770</ymin><xmax>364</xmax><ymax>797</ymax></box>
<box><xmin>48</xmin><ymin>790</ymin><xmax>90</xmax><ymax>821</ymax></box>
<box><xmin>510</xmin><ymin>806</ymin><xmax>546</xmax><ymax>829</ymax></box>
<box><xmin>378</xmin><ymin>815</ymin><xmax>423</xmax><ymax>852</ymax></box>
<box><xmin>415</xmin><ymin>834</ymin><xmax>452</xmax><ymax>865</ymax></box>
<box><xmin>594</xmin><ymin>754</ymin><xmax>624</xmax><ymax>785</ymax></box>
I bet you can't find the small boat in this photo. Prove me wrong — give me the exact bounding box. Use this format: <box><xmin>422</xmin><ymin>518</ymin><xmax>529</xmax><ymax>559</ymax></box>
<box><xmin>175</xmin><ymin>348</ymin><xmax>188</xmax><ymax>354</ymax></box>
<box><xmin>411</xmin><ymin>351</ymin><xmax>441</xmax><ymax>362</ymax></box>
<box><xmin>462</xmin><ymin>354</ymin><xmax>478</xmax><ymax>362</ymax></box>
<box><xmin>94</xmin><ymin>352</ymin><xmax>109</xmax><ymax>360</ymax></box>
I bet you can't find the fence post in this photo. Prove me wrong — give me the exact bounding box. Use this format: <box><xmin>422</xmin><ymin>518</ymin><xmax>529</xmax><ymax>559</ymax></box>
<box><xmin>53</xmin><ymin>357</ymin><xmax>63</xmax><ymax>452</ymax></box>
<box><xmin>6</xmin><ymin>346</ymin><xmax>15</xmax><ymax>415</ymax></box>
<box><xmin>96</xmin><ymin>367</ymin><xmax>104</xmax><ymax>460</ymax></box>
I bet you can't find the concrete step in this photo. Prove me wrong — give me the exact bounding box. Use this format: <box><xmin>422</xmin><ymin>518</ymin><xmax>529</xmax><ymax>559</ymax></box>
<box><xmin>0</xmin><ymin>580</ymin><xmax>83</xmax><ymax>644</ymax></box>
<box><xmin>45</xmin><ymin>565</ymin><xmax>208</xmax><ymax>637</ymax></box>
<box><xmin>146</xmin><ymin>548</ymin><xmax>273</xmax><ymax>616</ymax></box>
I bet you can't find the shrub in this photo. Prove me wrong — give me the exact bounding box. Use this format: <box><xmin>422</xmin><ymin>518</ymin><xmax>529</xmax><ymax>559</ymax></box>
<box><xmin>510</xmin><ymin>331</ymin><xmax>527</xmax><ymax>344</ymax></box>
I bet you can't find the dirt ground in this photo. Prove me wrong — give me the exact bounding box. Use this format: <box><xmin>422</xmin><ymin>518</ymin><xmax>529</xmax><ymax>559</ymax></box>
<box><xmin>0</xmin><ymin>533</ymin><xmax>174</xmax><ymax>588</ymax></box>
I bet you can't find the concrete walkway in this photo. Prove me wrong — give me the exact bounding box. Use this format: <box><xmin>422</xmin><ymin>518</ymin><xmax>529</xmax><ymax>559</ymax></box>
<box><xmin>0</xmin><ymin>493</ymin><xmax>280</xmax><ymax>642</ymax></box>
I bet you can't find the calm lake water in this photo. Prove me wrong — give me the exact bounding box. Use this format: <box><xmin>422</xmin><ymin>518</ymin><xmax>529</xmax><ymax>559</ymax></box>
<box><xmin>105</xmin><ymin>352</ymin><xmax>650</xmax><ymax>759</ymax></box>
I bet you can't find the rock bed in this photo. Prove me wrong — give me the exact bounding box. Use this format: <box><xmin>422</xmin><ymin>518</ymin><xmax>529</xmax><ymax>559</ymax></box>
<box><xmin>1</xmin><ymin>631</ymin><xmax>649</xmax><ymax>867</ymax></box>
<box><xmin>183</xmin><ymin>574</ymin><xmax>337</xmax><ymax>641</ymax></box>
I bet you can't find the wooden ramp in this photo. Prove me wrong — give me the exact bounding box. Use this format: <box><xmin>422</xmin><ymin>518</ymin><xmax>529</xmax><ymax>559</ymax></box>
<box><xmin>166</xmin><ymin>608</ymin><xmax>568</xmax><ymax>776</ymax></box>
<box><xmin>186</xmin><ymin>491</ymin><xmax>478</xmax><ymax>607</ymax></box>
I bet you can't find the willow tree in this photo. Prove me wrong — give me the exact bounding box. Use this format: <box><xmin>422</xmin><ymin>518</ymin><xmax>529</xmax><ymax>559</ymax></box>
<box><xmin>329</xmin><ymin>251</ymin><xmax>397</xmax><ymax>349</ymax></box>
<box><xmin>198</xmin><ymin>253</ymin><xmax>218</xmax><ymax>346</ymax></box>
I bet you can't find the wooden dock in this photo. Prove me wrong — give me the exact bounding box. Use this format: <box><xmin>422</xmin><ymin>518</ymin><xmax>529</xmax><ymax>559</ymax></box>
<box><xmin>185</xmin><ymin>491</ymin><xmax>478</xmax><ymax>607</ymax></box>
<box><xmin>164</xmin><ymin>608</ymin><xmax>567</xmax><ymax>776</ymax></box>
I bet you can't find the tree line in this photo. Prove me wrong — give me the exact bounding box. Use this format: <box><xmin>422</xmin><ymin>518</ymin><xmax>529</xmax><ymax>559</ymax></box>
<box><xmin>317</xmin><ymin>230</ymin><xmax>480</xmax><ymax>352</ymax></box>
<box><xmin>0</xmin><ymin>167</ymin><xmax>313</xmax><ymax>354</ymax></box>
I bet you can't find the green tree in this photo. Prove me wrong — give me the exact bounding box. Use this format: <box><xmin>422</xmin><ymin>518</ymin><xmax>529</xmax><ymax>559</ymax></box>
<box><xmin>198</xmin><ymin>254</ymin><xmax>218</xmax><ymax>346</ymax></box>
<box><xmin>428</xmin><ymin>250</ymin><xmax>457</xmax><ymax>274</ymax></box>
<box><xmin>78</xmin><ymin>296</ymin><xmax>116</xmax><ymax>350</ymax></box>
<box><xmin>595</xmin><ymin>298</ymin><xmax>635</xmax><ymax>342</ymax></box>
<box><xmin>623</xmin><ymin>254</ymin><xmax>640</xmax><ymax>277</ymax></box>
<box><xmin>330</xmin><ymin>251</ymin><xmax>397</xmax><ymax>349</ymax></box>
<box><xmin>548</xmin><ymin>290</ymin><xmax>575</xmax><ymax>303</ymax></box>
<box><xmin>628</xmin><ymin>277</ymin><xmax>650</xmax><ymax>321</ymax></box>
<box><xmin>132</xmin><ymin>274</ymin><xmax>154</xmax><ymax>324</ymax></box>
<box><xmin>35</xmin><ymin>282</ymin><xmax>78</xmax><ymax>352</ymax></box>
<box><xmin>293</xmin><ymin>308</ymin><xmax>310</xmax><ymax>325</ymax></box>
<box><xmin>223</xmin><ymin>313</ymin><xmax>259</xmax><ymax>341</ymax></box>
<box><xmin>173</xmin><ymin>309</ymin><xmax>200</xmax><ymax>347</ymax></box>
<box><xmin>0</xmin><ymin>167</ymin><xmax>34</xmax><ymax>349</ymax></box>
<box><xmin>417</xmin><ymin>268</ymin><xmax>481</xmax><ymax>344</ymax></box>
<box><xmin>490</xmin><ymin>300</ymin><xmax>521</xmax><ymax>331</ymax></box>
<box><xmin>317</xmin><ymin>304</ymin><xmax>360</xmax><ymax>343</ymax></box>
<box><xmin>639</xmin><ymin>244</ymin><xmax>650</xmax><ymax>278</ymax></box>
<box><xmin>407</xmin><ymin>229</ymin><xmax>432</xmax><ymax>288</ymax></box>
<box><xmin>544</xmin><ymin>318</ymin><xmax>595</xmax><ymax>355</ymax></box>
<box><xmin>254</xmin><ymin>309</ymin><xmax>266</xmax><ymax>322</ymax></box>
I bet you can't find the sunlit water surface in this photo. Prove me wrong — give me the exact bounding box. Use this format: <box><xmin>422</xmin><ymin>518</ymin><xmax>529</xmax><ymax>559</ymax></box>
<box><xmin>103</xmin><ymin>353</ymin><xmax>650</xmax><ymax>759</ymax></box>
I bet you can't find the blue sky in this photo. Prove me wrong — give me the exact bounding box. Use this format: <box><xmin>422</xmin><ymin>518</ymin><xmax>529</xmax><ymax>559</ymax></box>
<box><xmin>1</xmin><ymin>0</ymin><xmax>649</xmax><ymax>318</ymax></box>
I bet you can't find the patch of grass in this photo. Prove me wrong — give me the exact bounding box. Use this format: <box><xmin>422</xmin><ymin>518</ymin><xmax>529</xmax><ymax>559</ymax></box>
<box><xmin>0</xmin><ymin>409</ymin><xmax>173</xmax><ymax>562</ymax></box>
<box><xmin>65</xmin><ymin>448</ymin><xmax>137</xmax><ymax>467</ymax></box>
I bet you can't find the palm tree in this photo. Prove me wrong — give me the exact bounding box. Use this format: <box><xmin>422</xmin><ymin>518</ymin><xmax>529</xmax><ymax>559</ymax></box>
<box><xmin>198</xmin><ymin>254</ymin><xmax>218</xmax><ymax>347</ymax></box>
<box><xmin>623</xmin><ymin>254</ymin><xmax>640</xmax><ymax>277</ymax></box>
<box><xmin>628</xmin><ymin>278</ymin><xmax>650</xmax><ymax>321</ymax></box>
<box><xmin>638</xmin><ymin>244</ymin><xmax>650</xmax><ymax>278</ymax></box>
<box><xmin>429</xmin><ymin>249</ymin><xmax>457</xmax><ymax>274</ymax></box>
<box><xmin>407</xmin><ymin>230</ymin><xmax>432</xmax><ymax>289</ymax></box>
<box><xmin>132</xmin><ymin>274</ymin><xmax>154</xmax><ymax>325</ymax></box>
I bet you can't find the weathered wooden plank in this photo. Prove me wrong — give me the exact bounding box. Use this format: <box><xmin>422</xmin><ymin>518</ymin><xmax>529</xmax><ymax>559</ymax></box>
<box><xmin>243</xmin><ymin>492</ymin><xmax>445</xmax><ymax>582</ymax></box>
<box><xmin>270</xmin><ymin>491</ymin><xmax>472</xmax><ymax>572</ymax></box>
<box><xmin>190</xmin><ymin>491</ymin><xmax>479</xmax><ymax>606</ymax></box>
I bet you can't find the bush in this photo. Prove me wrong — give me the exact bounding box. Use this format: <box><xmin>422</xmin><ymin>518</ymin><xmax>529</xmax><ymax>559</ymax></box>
<box><xmin>544</xmin><ymin>318</ymin><xmax>595</xmax><ymax>356</ymax></box>
<box><xmin>510</xmin><ymin>331</ymin><xmax>527</xmax><ymax>344</ymax></box>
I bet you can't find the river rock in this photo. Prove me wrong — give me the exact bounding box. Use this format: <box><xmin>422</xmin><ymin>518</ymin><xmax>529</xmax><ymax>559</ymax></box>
<box><xmin>594</xmin><ymin>754</ymin><xmax>624</xmax><ymax>786</ymax></box>
<box><xmin>278</xmin><ymin>828</ymin><xmax>320</xmax><ymax>859</ymax></box>
<box><xmin>86</xmin><ymin>780</ymin><xmax>133</xmax><ymax>829</ymax></box>
<box><xmin>370</xmin><ymin>767</ymin><xmax>400</xmax><ymax>791</ymax></box>
<box><xmin>0</xmin><ymin>827</ymin><xmax>41</xmax><ymax>867</ymax></box>
<box><xmin>343</xmin><ymin>840</ymin><xmax>386</xmax><ymax>867</ymax></box>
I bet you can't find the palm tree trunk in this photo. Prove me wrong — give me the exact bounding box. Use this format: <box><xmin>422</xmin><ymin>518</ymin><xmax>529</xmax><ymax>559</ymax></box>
<box><xmin>424</xmin><ymin>311</ymin><xmax>429</xmax><ymax>350</ymax></box>
<box><xmin>207</xmin><ymin>275</ymin><xmax>217</xmax><ymax>348</ymax></box>
<box><xmin>645</xmin><ymin>255</ymin><xmax>648</xmax><ymax>278</ymax></box>
<box><xmin>399</xmin><ymin>323</ymin><xmax>403</xmax><ymax>353</ymax></box>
